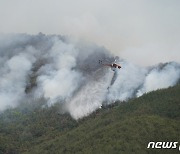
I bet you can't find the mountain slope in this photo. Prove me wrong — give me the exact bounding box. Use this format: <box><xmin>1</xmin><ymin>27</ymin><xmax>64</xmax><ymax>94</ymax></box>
<box><xmin>0</xmin><ymin>85</ymin><xmax>180</xmax><ymax>154</ymax></box>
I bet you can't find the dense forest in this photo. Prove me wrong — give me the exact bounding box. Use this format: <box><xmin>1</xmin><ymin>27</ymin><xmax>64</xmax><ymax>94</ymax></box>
<box><xmin>0</xmin><ymin>84</ymin><xmax>180</xmax><ymax>154</ymax></box>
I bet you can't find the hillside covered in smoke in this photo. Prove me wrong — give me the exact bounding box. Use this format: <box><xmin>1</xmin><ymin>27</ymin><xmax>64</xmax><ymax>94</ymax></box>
<box><xmin>0</xmin><ymin>33</ymin><xmax>180</xmax><ymax>119</ymax></box>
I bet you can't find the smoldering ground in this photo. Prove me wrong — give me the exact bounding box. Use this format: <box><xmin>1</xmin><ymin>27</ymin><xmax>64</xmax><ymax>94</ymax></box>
<box><xmin>0</xmin><ymin>33</ymin><xmax>180</xmax><ymax>119</ymax></box>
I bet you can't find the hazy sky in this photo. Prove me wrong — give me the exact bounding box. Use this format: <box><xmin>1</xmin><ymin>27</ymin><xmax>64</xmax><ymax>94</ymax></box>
<box><xmin>0</xmin><ymin>0</ymin><xmax>180</xmax><ymax>66</ymax></box>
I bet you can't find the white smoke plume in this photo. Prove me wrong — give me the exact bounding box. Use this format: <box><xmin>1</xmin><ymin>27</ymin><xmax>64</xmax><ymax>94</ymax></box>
<box><xmin>137</xmin><ymin>62</ymin><xmax>180</xmax><ymax>97</ymax></box>
<box><xmin>0</xmin><ymin>33</ymin><xmax>180</xmax><ymax>119</ymax></box>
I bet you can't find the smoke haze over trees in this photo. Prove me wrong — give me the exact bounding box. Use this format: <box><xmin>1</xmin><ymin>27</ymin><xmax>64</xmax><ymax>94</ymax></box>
<box><xmin>0</xmin><ymin>33</ymin><xmax>179</xmax><ymax>119</ymax></box>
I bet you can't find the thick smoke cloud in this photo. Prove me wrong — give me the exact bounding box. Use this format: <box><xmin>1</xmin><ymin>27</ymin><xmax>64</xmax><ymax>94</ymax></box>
<box><xmin>137</xmin><ymin>62</ymin><xmax>180</xmax><ymax>97</ymax></box>
<box><xmin>1</xmin><ymin>0</ymin><xmax>180</xmax><ymax>66</ymax></box>
<box><xmin>0</xmin><ymin>33</ymin><xmax>180</xmax><ymax>119</ymax></box>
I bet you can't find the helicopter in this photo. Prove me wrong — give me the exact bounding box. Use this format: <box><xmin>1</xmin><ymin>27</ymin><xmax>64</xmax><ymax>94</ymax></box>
<box><xmin>99</xmin><ymin>56</ymin><xmax>121</xmax><ymax>71</ymax></box>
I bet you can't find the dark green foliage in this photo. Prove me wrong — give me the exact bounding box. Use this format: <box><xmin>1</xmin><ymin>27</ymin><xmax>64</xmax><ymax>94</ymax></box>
<box><xmin>0</xmin><ymin>85</ymin><xmax>180</xmax><ymax>153</ymax></box>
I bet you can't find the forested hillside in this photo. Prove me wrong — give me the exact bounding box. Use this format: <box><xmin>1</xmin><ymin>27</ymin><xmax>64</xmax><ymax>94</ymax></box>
<box><xmin>0</xmin><ymin>84</ymin><xmax>180</xmax><ymax>154</ymax></box>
